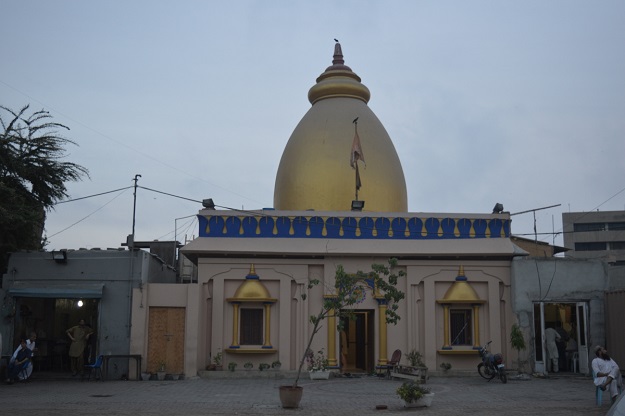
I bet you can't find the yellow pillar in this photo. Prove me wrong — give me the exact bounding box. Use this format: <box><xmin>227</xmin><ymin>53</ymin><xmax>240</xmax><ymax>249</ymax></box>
<box><xmin>263</xmin><ymin>303</ymin><xmax>272</xmax><ymax>348</ymax></box>
<box><xmin>472</xmin><ymin>304</ymin><xmax>480</xmax><ymax>348</ymax></box>
<box><xmin>378</xmin><ymin>302</ymin><xmax>388</xmax><ymax>365</ymax></box>
<box><xmin>230</xmin><ymin>303</ymin><xmax>240</xmax><ymax>347</ymax></box>
<box><xmin>327</xmin><ymin>308</ymin><xmax>337</xmax><ymax>366</ymax></box>
<box><xmin>442</xmin><ymin>304</ymin><xmax>451</xmax><ymax>349</ymax></box>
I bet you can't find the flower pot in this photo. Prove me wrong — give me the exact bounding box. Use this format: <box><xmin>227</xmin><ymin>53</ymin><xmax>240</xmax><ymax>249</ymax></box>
<box><xmin>403</xmin><ymin>393</ymin><xmax>435</xmax><ymax>408</ymax></box>
<box><xmin>279</xmin><ymin>385</ymin><xmax>303</xmax><ymax>408</ymax></box>
<box><xmin>309</xmin><ymin>370</ymin><xmax>330</xmax><ymax>380</ymax></box>
<box><xmin>141</xmin><ymin>372</ymin><xmax>151</xmax><ymax>381</ymax></box>
<box><xmin>156</xmin><ymin>371</ymin><xmax>166</xmax><ymax>381</ymax></box>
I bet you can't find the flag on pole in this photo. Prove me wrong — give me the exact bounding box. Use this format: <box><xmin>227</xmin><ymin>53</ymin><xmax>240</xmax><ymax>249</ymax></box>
<box><xmin>350</xmin><ymin>127</ymin><xmax>365</xmax><ymax>169</ymax></box>
<box><xmin>350</xmin><ymin>119</ymin><xmax>365</xmax><ymax>192</ymax></box>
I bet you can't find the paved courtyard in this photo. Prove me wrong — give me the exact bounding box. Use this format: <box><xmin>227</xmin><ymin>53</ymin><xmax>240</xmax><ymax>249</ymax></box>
<box><xmin>0</xmin><ymin>373</ymin><xmax>613</xmax><ymax>415</ymax></box>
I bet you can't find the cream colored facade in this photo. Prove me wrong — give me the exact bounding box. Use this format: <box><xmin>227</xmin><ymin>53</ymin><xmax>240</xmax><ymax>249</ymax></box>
<box><xmin>130</xmin><ymin>210</ymin><xmax>518</xmax><ymax>376</ymax></box>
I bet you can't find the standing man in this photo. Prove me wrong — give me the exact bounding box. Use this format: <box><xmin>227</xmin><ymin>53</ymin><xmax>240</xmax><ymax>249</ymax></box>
<box><xmin>592</xmin><ymin>345</ymin><xmax>621</xmax><ymax>404</ymax></box>
<box><xmin>544</xmin><ymin>325</ymin><xmax>561</xmax><ymax>373</ymax></box>
<box><xmin>66</xmin><ymin>319</ymin><xmax>93</xmax><ymax>377</ymax></box>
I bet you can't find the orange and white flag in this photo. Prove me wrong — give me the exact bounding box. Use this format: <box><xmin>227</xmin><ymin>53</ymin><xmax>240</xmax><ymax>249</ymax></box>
<box><xmin>350</xmin><ymin>128</ymin><xmax>365</xmax><ymax>169</ymax></box>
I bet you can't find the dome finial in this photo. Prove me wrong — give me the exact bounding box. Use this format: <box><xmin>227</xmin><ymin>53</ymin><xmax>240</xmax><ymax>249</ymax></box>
<box><xmin>333</xmin><ymin>40</ymin><xmax>344</xmax><ymax>66</ymax></box>
<box><xmin>456</xmin><ymin>265</ymin><xmax>467</xmax><ymax>281</ymax></box>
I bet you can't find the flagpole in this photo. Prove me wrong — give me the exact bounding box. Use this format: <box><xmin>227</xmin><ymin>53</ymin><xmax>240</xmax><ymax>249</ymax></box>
<box><xmin>355</xmin><ymin>163</ymin><xmax>359</xmax><ymax>201</ymax></box>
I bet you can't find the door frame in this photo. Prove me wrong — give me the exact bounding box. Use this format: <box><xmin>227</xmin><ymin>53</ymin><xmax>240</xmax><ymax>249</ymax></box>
<box><xmin>533</xmin><ymin>301</ymin><xmax>589</xmax><ymax>375</ymax></box>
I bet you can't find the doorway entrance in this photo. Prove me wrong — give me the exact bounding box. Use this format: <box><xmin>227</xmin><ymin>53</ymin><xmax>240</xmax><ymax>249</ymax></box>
<box><xmin>533</xmin><ymin>302</ymin><xmax>588</xmax><ymax>375</ymax></box>
<box><xmin>11</xmin><ymin>297</ymin><xmax>100</xmax><ymax>373</ymax></box>
<box><xmin>340</xmin><ymin>309</ymin><xmax>374</xmax><ymax>373</ymax></box>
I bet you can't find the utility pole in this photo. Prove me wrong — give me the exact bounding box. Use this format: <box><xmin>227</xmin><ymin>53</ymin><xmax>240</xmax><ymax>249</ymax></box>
<box><xmin>132</xmin><ymin>174</ymin><xmax>142</xmax><ymax>238</ymax></box>
<box><xmin>511</xmin><ymin>204</ymin><xmax>561</xmax><ymax>243</ymax></box>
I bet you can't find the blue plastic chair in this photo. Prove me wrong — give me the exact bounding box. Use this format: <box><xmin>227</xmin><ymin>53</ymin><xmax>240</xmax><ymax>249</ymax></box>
<box><xmin>83</xmin><ymin>355</ymin><xmax>103</xmax><ymax>381</ymax></box>
<box><xmin>595</xmin><ymin>371</ymin><xmax>622</xmax><ymax>406</ymax></box>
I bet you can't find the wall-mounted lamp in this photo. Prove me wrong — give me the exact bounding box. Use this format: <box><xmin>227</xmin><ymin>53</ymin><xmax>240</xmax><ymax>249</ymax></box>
<box><xmin>52</xmin><ymin>250</ymin><xmax>68</xmax><ymax>263</ymax></box>
<box><xmin>351</xmin><ymin>200</ymin><xmax>365</xmax><ymax>211</ymax></box>
<box><xmin>77</xmin><ymin>300</ymin><xmax>84</xmax><ymax>308</ymax></box>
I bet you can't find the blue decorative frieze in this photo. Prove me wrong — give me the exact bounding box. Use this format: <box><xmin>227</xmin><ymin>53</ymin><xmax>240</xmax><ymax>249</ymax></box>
<box><xmin>198</xmin><ymin>214</ymin><xmax>510</xmax><ymax>240</ymax></box>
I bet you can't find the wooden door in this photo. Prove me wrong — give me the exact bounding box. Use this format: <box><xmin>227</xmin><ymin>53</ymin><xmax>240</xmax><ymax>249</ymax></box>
<box><xmin>147</xmin><ymin>307</ymin><xmax>185</xmax><ymax>373</ymax></box>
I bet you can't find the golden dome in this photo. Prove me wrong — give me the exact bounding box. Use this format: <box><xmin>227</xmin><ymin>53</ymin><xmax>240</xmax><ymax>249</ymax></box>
<box><xmin>228</xmin><ymin>265</ymin><xmax>277</xmax><ymax>303</ymax></box>
<box><xmin>437</xmin><ymin>266</ymin><xmax>485</xmax><ymax>304</ymax></box>
<box><xmin>273</xmin><ymin>42</ymin><xmax>408</xmax><ymax>212</ymax></box>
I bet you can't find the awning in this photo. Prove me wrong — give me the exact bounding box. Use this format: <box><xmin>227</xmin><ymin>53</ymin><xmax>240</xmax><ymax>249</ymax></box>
<box><xmin>7</xmin><ymin>283</ymin><xmax>104</xmax><ymax>299</ymax></box>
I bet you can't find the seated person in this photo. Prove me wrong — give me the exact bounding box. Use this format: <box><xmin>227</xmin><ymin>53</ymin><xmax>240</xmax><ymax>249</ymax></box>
<box><xmin>7</xmin><ymin>339</ymin><xmax>32</xmax><ymax>384</ymax></box>
<box><xmin>592</xmin><ymin>345</ymin><xmax>621</xmax><ymax>404</ymax></box>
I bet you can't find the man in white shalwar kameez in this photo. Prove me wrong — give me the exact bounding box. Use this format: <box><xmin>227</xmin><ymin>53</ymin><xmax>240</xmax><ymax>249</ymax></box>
<box><xmin>544</xmin><ymin>327</ymin><xmax>561</xmax><ymax>373</ymax></box>
<box><xmin>592</xmin><ymin>346</ymin><xmax>621</xmax><ymax>404</ymax></box>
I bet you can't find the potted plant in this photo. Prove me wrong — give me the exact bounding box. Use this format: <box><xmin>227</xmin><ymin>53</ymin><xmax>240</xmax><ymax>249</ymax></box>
<box><xmin>228</xmin><ymin>362</ymin><xmax>237</xmax><ymax>372</ymax></box>
<box><xmin>244</xmin><ymin>361</ymin><xmax>253</xmax><ymax>371</ymax></box>
<box><xmin>440</xmin><ymin>362</ymin><xmax>452</xmax><ymax>373</ymax></box>
<box><xmin>306</xmin><ymin>348</ymin><xmax>330</xmax><ymax>379</ymax></box>
<box><xmin>510</xmin><ymin>323</ymin><xmax>527</xmax><ymax>373</ymax></box>
<box><xmin>271</xmin><ymin>360</ymin><xmax>282</xmax><ymax>370</ymax></box>
<box><xmin>279</xmin><ymin>259</ymin><xmax>405</xmax><ymax>408</ymax></box>
<box><xmin>396</xmin><ymin>381</ymin><xmax>434</xmax><ymax>407</ymax></box>
<box><xmin>213</xmin><ymin>349</ymin><xmax>223</xmax><ymax>371</ymax></box>
<box><xmin>141</xmin><ymin>371</ymin><xmax>151</xmax><ymax>381</ymax></box>
<box><xmin>406</xmin><ymin>349</ymin><xmax>425</xmax><ymax>368</ymax></box>
<box><xmin>156</xmin><ymin>361</ymin><xmax>166</xmax><ymax>381</ymax></box>
<box><xmin>258</xmin><ymin>363</ymin><xmax>270</xmax><ymax>371</ymax></box>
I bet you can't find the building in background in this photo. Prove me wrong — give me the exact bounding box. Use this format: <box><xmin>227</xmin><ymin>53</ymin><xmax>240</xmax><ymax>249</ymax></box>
<box><xmin>563</xmin><ymin>210</ymin><xmax>625</xmax><ymax>266</ymax></box>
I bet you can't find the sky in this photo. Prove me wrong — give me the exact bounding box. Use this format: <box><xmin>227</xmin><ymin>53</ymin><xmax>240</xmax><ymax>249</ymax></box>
<box><xmin>2</xmin><ymin>0</ymin><xmax>624</xmax><ymax>251</ymax></box>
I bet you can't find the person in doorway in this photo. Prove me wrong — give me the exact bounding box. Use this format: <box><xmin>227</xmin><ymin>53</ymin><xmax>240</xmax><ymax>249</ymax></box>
<box><xmin>544</xmin><ymin>325</ymin><xmax>561</xmax><ymax>373</ymax></box>
<box><xmin>6</xmin><ymin>339</ymin><xmax>32</xmax><ymax>384</ymax></box>
<box><xmin>66</xmin><ymin>319</ymin><xmax>93</xmax><ymax>377</ymax></box>
<box><xmin>592</xmin><ymin>345</ymin><xmax>621</xmax><ymax>404</ymax></box>
<box><xmin>566</xmin><ymin>336</ymin><xmax>578</xmax><ymax>372</ymax></box>
<box><xmin>555</xmin><ymin>322</ymin><xmax>569</xmax><ymax>371</ymax></box>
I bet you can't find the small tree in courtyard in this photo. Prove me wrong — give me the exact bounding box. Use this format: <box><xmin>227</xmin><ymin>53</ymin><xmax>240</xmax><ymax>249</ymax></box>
<box><xmin>510</xmin><ymin>323</ymin><xmax>527</xmax><ymax>373</ymax></box>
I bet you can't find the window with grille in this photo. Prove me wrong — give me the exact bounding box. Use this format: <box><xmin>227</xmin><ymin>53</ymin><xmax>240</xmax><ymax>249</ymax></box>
<box><xmin>575</xmin><ymin>242</ymin><xmax>607</xmax><ymax>251</ymax></box>
<box><xmin>240</xmin><ymin>308</ymin><xmax>263</xmax><ymax>345</ymax></box>
<box><xmin>450</xmin><ymin>309</ymin><xmax>472</xmax><ymax>346</ymax></box>
<box><xmin>574</xmin><ymin>223</ymin><xmax>606</xmax><ymax>232</ymax></box>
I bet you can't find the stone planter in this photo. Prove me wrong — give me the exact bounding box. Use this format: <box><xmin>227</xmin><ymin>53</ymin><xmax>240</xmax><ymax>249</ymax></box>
<box><xmin>156</xmin><ymin>371</ymin><xmax>166</xmax><ymax>381</ymax></box>
<box><xmin>309</xmin><ymin>370</ymin><xmax>330</xmax><ymax>380</ymax></box>
<box><xmin>141</xmin><ymin>372</ymin><xmax>151</xmax><ymax>381</ymax></box>
<box><xmin>279</xmin><ymin>385</ymin><xmax>303</xmax><ymax>408</ymax></box>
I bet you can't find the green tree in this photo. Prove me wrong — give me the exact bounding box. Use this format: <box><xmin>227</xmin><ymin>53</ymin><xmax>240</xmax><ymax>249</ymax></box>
<box><xmin>0</xmin><ymin>104</ymin><xmax>88</xmax><ymax>272</ymax></box>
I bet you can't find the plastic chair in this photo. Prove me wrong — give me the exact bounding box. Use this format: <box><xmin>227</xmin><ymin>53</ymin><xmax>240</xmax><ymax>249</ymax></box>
<box><xmin>594</xmin><ymin>370</ymin><xmax>623</xmax><ymax>406</ymax></box>
<box><xmin>83</xmin><ymin>355</ymin><xmax>103</xmax><ymax>381</ymax></box>
<box><xmin>571</xmin><ymin>352</ymin><xmax>578</xmax><ymax>373</ymax></box>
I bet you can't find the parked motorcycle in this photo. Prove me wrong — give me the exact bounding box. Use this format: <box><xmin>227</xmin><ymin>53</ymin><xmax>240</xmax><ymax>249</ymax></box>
<box><xmin>477</xmin><ymin>341</ymin><xmax>507</xmax><ymax>383</ymax></box>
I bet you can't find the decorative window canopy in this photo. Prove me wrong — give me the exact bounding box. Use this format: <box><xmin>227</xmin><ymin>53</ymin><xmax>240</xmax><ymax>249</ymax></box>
<box><xmin>436</xmin><ymin>266</ymin><xmax>485</xmax><ymax>304</ymax></box>
<box><xmin>227</xmin><ymin>264</ymin><xmax>277</xmax><ymax>303</ymax></box>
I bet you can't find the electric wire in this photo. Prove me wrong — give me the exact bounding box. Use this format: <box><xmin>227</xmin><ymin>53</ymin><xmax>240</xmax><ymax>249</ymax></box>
<box><xmin>46</xmin><ymin>188</ymin><xmax>130</xmax><ymax>239</ymax></box>
<box><xmin>53</xmin><ymin>186</ymin><xmax>133</xmax><ymax>204</ymax></box>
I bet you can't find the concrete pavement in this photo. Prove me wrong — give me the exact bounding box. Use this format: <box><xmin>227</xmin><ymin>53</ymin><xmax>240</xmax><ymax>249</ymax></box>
<box><xmin>0</xmin><ymin>372</ymin><xmax>613</xmax><ymax>415</ymax></box>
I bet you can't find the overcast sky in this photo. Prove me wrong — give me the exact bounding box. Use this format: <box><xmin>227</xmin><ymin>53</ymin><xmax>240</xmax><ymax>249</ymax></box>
<box><xmin>2</xmin><ymin>0</ymin><xmax>624</xmax><ymax>252</ymax></box>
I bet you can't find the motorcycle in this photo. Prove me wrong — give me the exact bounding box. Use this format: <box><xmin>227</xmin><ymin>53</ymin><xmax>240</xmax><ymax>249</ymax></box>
<box><xmin>477</xmin><ymin>341</ymin><xmax>507</xmax><ymax>383</ymax></box>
